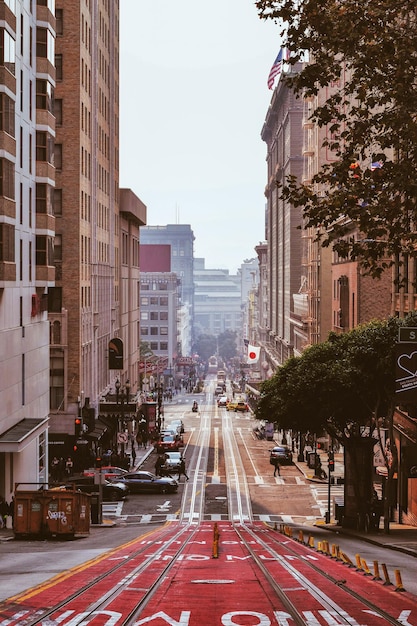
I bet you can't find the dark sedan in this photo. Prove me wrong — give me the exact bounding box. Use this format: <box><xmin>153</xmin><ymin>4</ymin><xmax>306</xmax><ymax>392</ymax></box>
<box><xmin>65</xmin><ymin>476</ymin><xmax>129</xmax><ymax>501</ymax></box>
<box><xmin>112</xmin><ymin>471</ymin><xmax>178</xmax><ymax>494</ymax></box>
<box><xmin>269</xmin><ymin>445</ymin><xmax>293</xmax><ymax>465</ymax></box>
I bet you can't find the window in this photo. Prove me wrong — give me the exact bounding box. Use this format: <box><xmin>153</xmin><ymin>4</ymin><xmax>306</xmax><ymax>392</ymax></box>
<box><xmin>150</xmin><ymin>327</ymin><xmax>158</xmax><ymax>335</ymax></box>
<box><xmin>36</xmin><ymin>131</ymin><xmax>54</xmax><ymax>164</ymax></box>
<box><xmin>160</xmin><ymin>311</ymin><xmax>168</xmax><ymax>320</ymax></box>
<box><xmin>0</xmin><ymin>93</ymin><xmax>15</xmax><ymax>136</ymax></box>
<box><xmin>0</xmin><ymin>223</ymin><xmax>15</xmax><ymax>261</ymax></box>
<box><xmin>160</xmin><ymin>342</ymin><xmax>168</xmax><ymax>350</ymax></box>
<box><xmin>150</xmin><ymin>311</ymin><xmax>158</xmax><ymax>320</ymax></box>
<box><xmin>36</xmin><ymin>235</ymin><xmax>53</xmax><ymax>266</ymax></box>
<box><xmin>141</xmin><ymin>311</ymin><xmax>149</xmax><ymax>320</ymax></box>
<box><xmin>55</xmin><ymin>8</ymin><xmax>63</xmax><ymax>35</ymax></box>
<box><xmin>0</xmin><ymin>158</ymin><xmax>15</xmax><ymax>199</ymax></box>
<box><xmin>36</xmin><ymin>183</ymin><xmax>53</xmax><ymax>214</ymax></box>
<box><xmin>36</xmin><ymin>27</ymin><xmax>54</xmax><ymax>63</ymax></box>
<box><xmin>160</xmin><ymin>327</ymin><xmax>168</xmax><ymax>335</ymax></box>
<box><xmin>160</xmin><ymin>296</ymin><xmax>168</xmax><ymax>306</ymax></box>
<box><xmin>54</xmin><ymin>98</ymin><xmax>62</xmax><ymax>125</ymax></box>
<box><xmin>55</xmin><ymin>54</ymin><xmax>62</xmax><ymax>80</ymax></box>
<box><xmin>150</xmin><ymin>342</ymin><xmax>158</xmax><ymax>351</ymax></box>
<box><xmin>54</xmin><ymin>188</ymin><xmax>62</xmax><ymax>215</ymax></box>
<box><xmin>54</xmin><ymin>143</ymin><xmax>62</xmax><ymax>169</ymax></box>
<box><xmin>50</xmin><ymin>351</ymin><xmax>64</xmax><ymax>411</ymax></box>
<box><xmin>150</xmin><ymin>297</ymin><xmax>158</xmax><ymax>305</ymax></box>
<box><xmin>36</xmin><ymin>79</ymin><xmax>50</xmax><ymax>110</ymax></box>
<box><xmin>141</xmin><ymin>327</ymin><xmax>149</xmax><ymax>335</ymax></box>
<box><xmin>141</xmin><ymin>297</ymin><xmax>149</xmax><ymax>306</ymax></box>
<box><xmin>0</xmin><ymin>29</ymin><xmax>15</xmax><ymax>75</ymax></box>
<box><xmin>37</xmin><ymin>0</ymin><xmax>55</xmax><ymax>10</ymax></box>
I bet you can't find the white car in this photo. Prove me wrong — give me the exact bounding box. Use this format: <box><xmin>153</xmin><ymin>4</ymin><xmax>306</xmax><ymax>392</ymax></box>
<box><xmin>217</xmin><ymin>396</ymin><xmax>228</xmax><ymax>407</ymax></box>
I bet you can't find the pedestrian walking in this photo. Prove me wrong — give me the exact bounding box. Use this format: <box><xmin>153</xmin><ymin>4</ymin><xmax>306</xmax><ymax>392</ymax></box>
<box><xmin>65</xmin><ymin>456</ymin><xmax>74</xmax><ymax>477</ymax></box>
<box><xmin>155</xmin><ymin>455</ymin><xmax>164</xmax><ymax>477</ymax></box>
<box><xmin>178</xmin><ymin>457</ymin><xmax>189</xmax><ymax>482</ymax></box>
<box><xmin>131</xmin><ymin>446</ymin><xmax>136</xmax><ymax>468</ymax></box>
<box><xmin>273</xmin><ymin>457</ymin><xmax>280</xmax><ymax>477</ymax></box>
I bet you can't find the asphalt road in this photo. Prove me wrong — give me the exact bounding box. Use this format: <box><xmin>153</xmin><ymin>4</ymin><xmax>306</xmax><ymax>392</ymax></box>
<box><xmin>0</xmin><ymin>386</ymin><xmax>416</xmax><ymax>602</ymax></box>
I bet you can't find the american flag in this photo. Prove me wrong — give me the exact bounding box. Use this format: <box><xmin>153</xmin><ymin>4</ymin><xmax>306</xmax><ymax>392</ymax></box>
<box><xmin>267</xmin><ymin>49</ymin><xmax>284</xmax><ymax>90</ymax></box>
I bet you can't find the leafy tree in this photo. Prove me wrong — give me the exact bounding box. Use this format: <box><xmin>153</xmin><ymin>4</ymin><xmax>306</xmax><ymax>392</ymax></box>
<box><xmin>192</xmin><ymin>334</ymin><xmax>218</xmax><ymax>362</ymax></box>
<box><xmin>257</xmin><ymin>313</ymin><xmax>417</xmax><ymax>530</ymax></box>
<box><xmin>256</xmin><ymin>1</ymin><xmax>417</xmax><ymax>278</ymax></box>
<box><xmin>217</xmin><ymin>330</ymin><xmax>237</xmax><ymax>361</ymax></box>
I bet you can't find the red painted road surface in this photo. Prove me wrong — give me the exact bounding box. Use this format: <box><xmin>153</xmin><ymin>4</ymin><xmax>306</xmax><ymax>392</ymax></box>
<box><xmin>1</xmin><ymin>522</ymin><xmax>416</xmax><ymax>625</ymax></box>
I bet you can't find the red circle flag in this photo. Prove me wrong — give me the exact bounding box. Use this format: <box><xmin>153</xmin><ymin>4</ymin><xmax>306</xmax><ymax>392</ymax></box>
<box><xmin>249</xmin><ymin>351</ymin><xmax>256</xmax><ymax>360</ymax></box>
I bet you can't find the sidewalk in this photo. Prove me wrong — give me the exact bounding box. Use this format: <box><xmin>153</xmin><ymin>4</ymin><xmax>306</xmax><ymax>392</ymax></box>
<box><xmin>294</xmin><ymin>449</ymin><xmax>417</xmax><ymax>558</ymax></box>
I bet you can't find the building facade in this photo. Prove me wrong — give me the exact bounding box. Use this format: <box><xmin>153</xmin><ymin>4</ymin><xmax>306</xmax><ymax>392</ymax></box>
<box><xmin>261</xmin><ymin>70</ymin><xmax>304</xmax><ymax>367</ymax></box>
<box><xmin>193</xmin><ymin>258</ymin><xmax>242</xmax><ymax>339</ymax></box>
<box><xmin>140</xmin><ymin>224</ymin><xmax>195</xmax><ymax>349</ymax></box>
<box><xmin>0</xmin><ymin>0</ymin><xmax>56</xmax><ymax>498</ymax></box>
<box><xmin>47</xmin><ymin>0</ymin><xmax>139</xmax><ymax>466</ymax></box>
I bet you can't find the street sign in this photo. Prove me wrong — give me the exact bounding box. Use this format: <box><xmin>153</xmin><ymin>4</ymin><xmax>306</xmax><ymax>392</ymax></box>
<box><xmin>117</xmin><ymin>432</ymin><xmax>128</xmax><ymax>444</ymax></box>
<box><xmin>398</xmin><ymin>327</ymin><xmax>417</xmax><ymax>342</ymax></box>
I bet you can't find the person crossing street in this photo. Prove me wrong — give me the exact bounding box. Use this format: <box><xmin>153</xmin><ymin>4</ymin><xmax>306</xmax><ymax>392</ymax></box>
<box><xmin>178</xmin><ymin>457</ymin><xmax>189</xmax><ymax>482</ymax></box>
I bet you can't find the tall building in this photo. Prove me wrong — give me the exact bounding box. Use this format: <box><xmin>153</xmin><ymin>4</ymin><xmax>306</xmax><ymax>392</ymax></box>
<box><xmin>140</xmin><ymin>224</ymin><xmax>195</xmax><ymax>346</ymax></box>
<box><xmin>193</xmin><ymin>258</ymin><xmax>241</xmax><ymax>338</ymax></box>
<box><xmin>0</xmin><ymin>0</ymin><xmax>54</xmax><ymax>497</ymax></box>
<box><xmin>48</xmin><ymin>0</ymin><xmax>131</xmax><ymax>464</ymax></box>
<box><xmin>261</xmin><ymin>70</ymin><xmax>304</xmax><ymax>367</ymax></box>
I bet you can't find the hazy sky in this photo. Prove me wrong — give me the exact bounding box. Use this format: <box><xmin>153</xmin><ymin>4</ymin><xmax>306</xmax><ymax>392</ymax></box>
<box><xmin>119</xmin><ymin>2</ymin><xmax>281</xmax><ymax>274</ymax></box>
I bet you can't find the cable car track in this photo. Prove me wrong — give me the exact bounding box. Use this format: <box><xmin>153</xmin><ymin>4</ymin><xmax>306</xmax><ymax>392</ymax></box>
<box><xmin>234</xmin><ymin>523</ymin><xmax>413</xmax><ymax>626</ymax></box>
<box><xmin>3</xmin><ymin>523</ymin><xmax>197</xmax><ymax>625</ymax></box>
<box><xmin>1</xmin><ymin>386</ymin><xmax>416</xmax><ymax>625</ymax></box>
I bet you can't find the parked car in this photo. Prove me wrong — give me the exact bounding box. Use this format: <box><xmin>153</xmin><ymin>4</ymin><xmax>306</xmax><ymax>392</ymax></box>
<box><xmin>269</xmin><ymin>445</ymin><xmax>293</xmax><ymax>465</ymax></box>
<box><xmin>168</xmin><ymin>419</ymin><xmax>185</xmax><ymax>434</ymax></box>
<box><xmin>155</xmin><ymin>434</ymin><xmax>182</xmax><ymax>453</ymax></box>
<box><xmin>65</xmin><ymin>476</ymin><xmax>129</xmax><ymax>501</ymax></box>
<box><xmin>112</xmin><ymin>471</ymin><xmax>178</xmax><ymax>494</ymax></box>
<box><xmin>82</xmin><ymin>466</ymin><xmax>128</xmax><ymax>480</ymax></box>
<box><xmin>226</xmin><ymin>400</ymin><xmax>249</xmax><ymax>412</ymax></box>
<box><xmin>214</xmin><ymin>386</ymin><xmax>224</xmax><ymax>396</ymax></box>
<box><xmin>217</xmin><ymin>396</ymin><xmax>228</xmax><ymax>407</ymax></box>
<box><xmin>159</xmin><ymin>452</ymin><xmax>183</xmax><ymax>475</ymax></box>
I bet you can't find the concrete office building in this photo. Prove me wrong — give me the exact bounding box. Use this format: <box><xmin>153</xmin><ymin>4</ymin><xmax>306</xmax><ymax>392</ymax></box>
<box><xmin>140</xmin><ymin>224</ymin><xmax>195</xmax><ymax>347</ymax></box>
<box><xmin>0</xmin><ymin>0</ymin><xmax>54</xmax><ymax>498</ymax></box>
<box><xmin>194</xmin><ymin>258</ymin><xmax>241</xmax><ymax>338</ymax></box>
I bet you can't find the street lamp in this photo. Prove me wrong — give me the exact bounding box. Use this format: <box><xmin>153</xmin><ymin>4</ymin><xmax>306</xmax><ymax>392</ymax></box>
<box><xmin>125</xmin><ymin>379</ymin><xmax>131</xmax><ymax>402</ymax></box>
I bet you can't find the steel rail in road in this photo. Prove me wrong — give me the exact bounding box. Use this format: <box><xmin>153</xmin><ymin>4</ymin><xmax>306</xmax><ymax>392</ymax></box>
<box><xmin>178</xmin><ymin>406</ymin><xmax>211</xmax><ymax>524</ymax></box>
<box><xmin>223</xmin><ymin>407</ymin><xmax>253</xmax><ymax>524</ymax></box>
<box><xmin>1</xmin><ymin>523</ymin><xmax>197</xmax><ymax>625</ymax></box>
<box><xmin>234</xmin><ymin>523</ymin><xmax>414</xmax><ymax>626</ymax></box>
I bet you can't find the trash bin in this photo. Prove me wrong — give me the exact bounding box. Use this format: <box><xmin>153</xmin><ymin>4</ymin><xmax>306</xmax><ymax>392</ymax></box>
<box><xmin>90</xmin><ymin>494</ymin><xmax>99</xmax><ymax>524</ymax></box>
<box><xmin>13</xmin><ymin>487</ymin><xmax>90</xmax><ymax>538</ymax></box>
<box><xmin>307</xmin><ymin>452</ymin><xmax>318</xmax><ymax>469</ymax></box>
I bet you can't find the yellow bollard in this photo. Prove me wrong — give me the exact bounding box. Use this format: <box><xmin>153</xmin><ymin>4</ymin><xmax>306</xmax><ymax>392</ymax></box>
<box><xmin>212</xmin><ymin>522</ymin><xmax>220</xmax><ymax>558</ymax></box>
<box><xmin>298</xmin><ymin>529</ymin><xmax>304</xmax><ymax>543</ymax></box>
<box><xmin>381</xmin><ymin>563</ymin><xmax>392</xmax><ymax>586</ymax></box>
<box><xmin>360</xmin><ymin>558</ymin><xmax>372</xmax><ymax>576</ymax></box>
<box><xmin>340</xmin><ymin>551</ymin><xmax>354</xmax><ymax>567</ymax></box>
<box><xmin>355</xmin><ymin>554</ymin><xmax>362</xmax><ymax>571</ymax></box>
<box><xmin>373</xmin><ymin>561</ymin><xmax>382</xmax><ymax>580</ymax></box>
<box><xmin>394</xmin><ymin>569</ymin><xmax>406</xmax><ymax>592</ymax></box>
<box><xmin>308</xmin><ymin>535</ymin><xmax>315</xmax><ymax>549</ymax></box>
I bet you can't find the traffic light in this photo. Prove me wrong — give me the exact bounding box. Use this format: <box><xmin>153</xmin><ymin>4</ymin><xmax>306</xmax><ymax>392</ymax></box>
<box><xmin>328</xmin><ymin>451</ymin><xmax>335</xmax><ymax>472</ymax></box>
<box><xmin>74</xmin><ymin>417</ymin><xmax>82</xmax><ymax>438</ymax></box>
<box><xmin>95</xmin><ymin>456</ymin><xmax>102</xmax><ymax>468</ymax></box>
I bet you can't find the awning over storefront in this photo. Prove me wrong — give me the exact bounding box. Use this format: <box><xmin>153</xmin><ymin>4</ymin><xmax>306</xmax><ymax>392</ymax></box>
<box><xmin>86</xmin><ymin>416</ymin><xmax>116</xmax><ymax>441</ymax></box>
<box><xmin>0</xmin><ymin>418</ymin><xmax>49</xmax><ymax>452</ymax></box>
